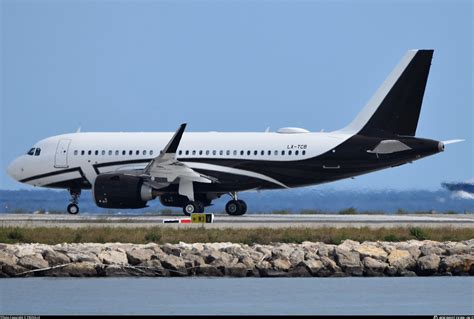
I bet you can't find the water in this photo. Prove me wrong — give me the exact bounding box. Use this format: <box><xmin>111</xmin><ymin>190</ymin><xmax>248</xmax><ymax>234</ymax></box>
<box><xmin>1</xmin><ymin>277</ymin><xmax>473</xmax><ymax>315</ymax></box>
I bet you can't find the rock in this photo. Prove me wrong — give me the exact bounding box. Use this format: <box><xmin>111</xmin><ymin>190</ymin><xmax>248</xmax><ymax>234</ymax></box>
<box><xmin>417</xmin><ymin>254</ymin><xmax>441</xmax><ymax>275</ymax></box>
<box><xmin>319</xmin><ymin>256</ymin><xmax>343</xmax><ymax>277</ymax></box>
<box><xmin>0</xmin><ymin>251</ymin><xmax>18</xmax><ymax>267</ymax></box>
<box><xmin>384</xmin><ymin>266</ymin><xmax>398</xmax><ymax>276</ymax></box>
<box><xmin>160</xmin><ymin>255</ymin><xmax>187</xmax><ymax>275</ymax></box>
<box><xmin>104</xmin><ymin>265</ymin><xmax>132</xmax><ymax>277</ymax></box>
<box><xmin>43</xmin><ymin>250</ymin><xmax>70</xmax><ymax>266</ymax></box>
<box><xmin>445</xmin><ymin>244</ymin><xmax>470</xmax><ymax>256</ymax></box>
<box><xmin>2</xmin><ymin>264</ymin><xmax>28</xmax><ymax>277</ymax></box>
<box><xmin>289</xmin><ymin>249</ymin><xmax>305</xmax><ymax>266</ymax></box>
<box><xmin>335</xmin><ymin>248</ymin><xmax>363</xmax><ymax>276</ymax></box>
<box><xmin>355</xmin><ymin>245</ymin><xmax>388</xmax><ymax>261</ymax></box>
<box><xmin>239</xmin><ymin>256</ymin><xmax>255</xmax><ymax>269</ymax></box>
<box><xmin>288</xmin><ymin>266</ymin><xmax>311</xmax><ymax>277</ymax></box>
<box><xmin>440</xmin><ymin>255</ymin><xmax>473</xmax><ymax>275</ymax></box>
<box><xmin>98</xmin><ymin>250</ymin><xmax>128</xmax><ymax>265</ymax></box>
<box><xmin>182</xmin><ymin>253</ymin><xmax>206</xmax><ymax>271</ymax></box>
<box><xmin>18</xmin><ymin>254</ymin><xmax>49</xmax><ymax>270</ymax></box>
<box><xmin>301</xmin><ymin>260</ymin><xmax>324</xmax><ymax>276</ymax></box>
<box><xmin>272</xmin><ymin>258</ymin><xmax>291</xmax><ymax>271</ymax></box>
<box><xmin>14</xmin><ymin>245</ymin><xmax>36</xmax><ymax>258</ymax></box>
<box><xmin>362</xmin><ymin>257</ymin><xmax>388</xmax><ymax>276</ymax></box>
<box><xmin>139</xmin><ymin>259</ymin><xmax>169</xmax><ymax>276</ymax></box>
<box><xmin>127</xmin><ymin>249</ymin><xmax>153</xmax><ymax>265</ymax></box>
<box><xmin>387</xmin><ymin>250</ymin><xmax>416</xmax><ymax>271</ymax></box>
<box><xmin>197</xmin><ymin>264</ymin><xmax>223</xmax><ymax>276</ymax></box>
<box><xmin>162</xmin><ymin>244</ymin><xmax>182</xmax><ymax>257</ymax></box>
<box><xmin>272</xmin><ymin>244</ymin><xmax>294</xmax><ymax>259</ymax></box>
<box><xmin>67</xmin><ymin>252</ymin><xmax>101</xmax><ymax>264</ymax></box>
<box><xmin>62</xmin><ymin>262</ymin><xmax>99</xmax><ymax>277</ymax></box>
<box><xmin>400</xmin><ymin>270</ymin><xmax>417</xmax><ymax>277</ymax></box>
<box><xmin>339</xmin><ymin>240</ymin><xmax>360</xmax><ymax>251</ymax></box>
<box><xmin>420</xmin><ymin>242</ymin><xmax>445</xmax><ymax>256</ymax></box>
<box><xmin>226</xmin><ymin>263</ymin><xmax>248</xmax><ymax>277</ymax></box>
<box><xmin>317</xmin><ymin>244</ymin><xmax>336</xmax><ymax>257</ymax></box>
<box><xmin>254</xmin><ymin>245</ymin><xmax>272</xmax><ymax>257</ymax></box>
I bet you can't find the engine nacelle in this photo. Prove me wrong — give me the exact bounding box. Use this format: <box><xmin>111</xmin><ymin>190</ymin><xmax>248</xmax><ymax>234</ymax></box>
<box><xmin>93</xmin><ymin>173</ymin><xmax>155</xmax><ymax>208</ymax></box>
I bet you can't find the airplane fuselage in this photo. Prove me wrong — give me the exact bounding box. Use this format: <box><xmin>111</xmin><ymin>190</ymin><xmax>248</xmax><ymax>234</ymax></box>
<box><xmin>8</xmin><ymin>130</ymin><xmax>442</xmax><ymax>194</ymax></box>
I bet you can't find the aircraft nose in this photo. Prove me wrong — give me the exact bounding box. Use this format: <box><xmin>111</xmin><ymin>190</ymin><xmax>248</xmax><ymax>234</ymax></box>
<box><xmin>7</xmin><ymin>158</ymin><xmax>23</xmax><ymax>181</ymax></box>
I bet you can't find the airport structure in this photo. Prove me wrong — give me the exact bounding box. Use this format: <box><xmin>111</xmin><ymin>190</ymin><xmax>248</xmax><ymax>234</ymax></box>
<box><xmin>6</xmin><ymin>50</ymin><xmax>462</xmax><ymax>215</ymax></box>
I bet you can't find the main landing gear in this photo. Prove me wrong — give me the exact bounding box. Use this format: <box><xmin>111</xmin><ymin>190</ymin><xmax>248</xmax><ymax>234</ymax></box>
<box><xmin>67</xmin><ymin>188</ymin><xmax>81</xmax><ymax>215</ymax></box>
<box><xmin>225</xmin><ymin>192</ymin><xmax>247</xmax><ymax>216</ymax></box>
<box><xmin>182</xmin><ymin>201</ymin><xmax>205</xmax><ymax>216</ymax></box>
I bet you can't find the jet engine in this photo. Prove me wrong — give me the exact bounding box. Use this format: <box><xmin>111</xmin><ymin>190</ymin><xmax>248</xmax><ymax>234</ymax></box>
<box><xmin>93</xmin><ymin>173</ymin><xmax>156</xmax><ymax>208</ymax></box>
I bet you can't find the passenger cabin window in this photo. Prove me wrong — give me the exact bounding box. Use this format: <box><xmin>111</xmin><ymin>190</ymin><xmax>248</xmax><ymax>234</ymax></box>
<box><xmin>122</xmin><ymin>150</ymin><xmax>126</xmax><ymax>155</ymax></box>
<box><xmin>302</xmin><ymin>150</ymin><xmax>306</xmax><ymax>155</ymax></box>
<box><xmin>143</xmin><ymin>150</ymin><xmax>147</xmax><ymax>155</ymax></box>
<box><xmin>233</xmin><ymin>150</ymin><xmax>237</xmax><ymax>156</ymax></box>
<box><xmin>295</xmin><ymin>150</ymin><xmax>299</xmax><ymax>155</ymax></box>
<box><xmin>288</xmin><ymin>150</ymin><xmax>292</xmax><ymax>155</ymax></box>
<box><xmin>192</xmin><ymin>150</ymin><xmax>196</xmax><ymax>155</ymax></box>
<box><xmin>261</xmin><ymin>150</ymin><xmax>264</xmax><ymax>155</ymax></box>
<box><xmin>115</xmin><ymin>150</ymin><xmax>119</xmax><ymax>156</ymax></box>
<box><xmin>226</xmin><ymin>150</ymin><xmax>230</xmax><ymax>156</ymax></box>
<box><xmin>282</xmin><ymin>151</ymin><xmax>285</xmax><ymax>155</ymax></box>
<box><xmin>178</xmin><ymin>150</ymin><xmax>182</xmax><ymax>155</ymax></box>
<box><xmin>81</xmin><ymin>150</ymin><xmax>85</xmax><ymax>156</ymax></box>
<box><xmin>102</xmin><ymin>150</ymin><xmax>106</xmax><ymax>155</ymax></box>
<box><xmin>240</xmin><ymin>150</ymin><xmax>244</xmax><ymax>155</ymax></box>
<box><xmin>150</xmin><ymin>150</ymin><xmax>153</xmax><ymax>155</ymax></box>
<box><xmin>199</xmin><ymin>150</ymin><xmax>203</xmax><ymax>155</ymax></box>
<box><xmin>136</xmin><ymin>150</ymin><xmax>139</xmax><ymax>155</ymax></box>
<box><xmin>74</xmin><ymin>150</ymin><xmax>78</xmax><ymax>156</ymax></box>
<box><xmin>95</xmin><ymin>150</ymin><xmax>99</xmax><ymax>156</ymax></box>
<box><xmin>213</xmin><ymin>150</ymin><xmax>216</xmax><ymax>155</ymax></box>
<box><xmin>34</xmin><ymin>148</ymin><xmax>41</xmax><ymax>156</ymax></box>
<box><xmin>274</xmin><ymin>150</ymin><xmax>278</xmax><ymax>155</ymax></box>
<box><xmin>27</xmin><ymin>148</ymin><xmax>35</xmax><ymax>156</ymax></box>
<box><xmin>88</xmin><ymin>150</ymin><xmax>92</xmax><ymax>155</ymax></box>
<box><xmin>129</xmin><ymin>150</ymin><xmax>133</xmax><ymax>155</ymax></box>
<box><xmin>268</xmin><ymin>150</ymin><xmax>271</xmax><ymax>155</ymax></box>
<box><xmin>206</xmin><ymin>150</ymin><xmax>210</xmax><ymax>155</ymax></box>
<box><xmin>108</xmin><ymin>150</ymin><xmax>112</xmax><ymax>156</ymax></box>
<box><xmin>185</xmin><ymin>150</ymin><xmax>189</xmax><ymax>155</ymax></box>
<box><xmin>254</xmin><ymin>150</ymin><xmax>258</xmax><ymax>155</ymax></box>
<box><xmin>219</xmin><ymin>150</ymin><xmax>223</xmax><ymax>156</ymax></box>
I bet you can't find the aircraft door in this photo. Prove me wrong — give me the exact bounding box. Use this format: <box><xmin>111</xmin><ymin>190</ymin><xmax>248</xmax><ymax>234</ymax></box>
<box><xmin>55</xmin><ymin>139</ymin><xmax>71</xmax><ymax>168</ymax></box>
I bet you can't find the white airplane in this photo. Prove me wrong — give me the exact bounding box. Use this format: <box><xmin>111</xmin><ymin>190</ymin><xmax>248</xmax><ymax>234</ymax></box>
<box><xmin>7</xmin><ymin>49</ymin><xmax>463</xmax><ymax>215</ymax></box>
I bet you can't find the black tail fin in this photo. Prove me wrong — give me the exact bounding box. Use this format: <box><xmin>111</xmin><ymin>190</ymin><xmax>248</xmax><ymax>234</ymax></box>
<box><xmin>342</xmin><ymin>49</ymin><xmax>433</xmax><ymax>136</ymax></box>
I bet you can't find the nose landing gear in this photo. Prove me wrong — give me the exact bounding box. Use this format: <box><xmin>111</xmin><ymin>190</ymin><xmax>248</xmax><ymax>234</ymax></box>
<box><xmin>67</xmin><ymin>188</ymin><xmax>81</xmax><ymax>215</ymax></box>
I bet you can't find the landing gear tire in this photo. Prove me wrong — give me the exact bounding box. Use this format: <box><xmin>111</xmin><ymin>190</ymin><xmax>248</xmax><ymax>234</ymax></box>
<box><xmin>225</xmin><ymin>200</ymin><xmax>247</xmax><ymax>216</ymax></box>
<box><xmin>183</xmin><ymin>201</ymin><xmax>199</xmax><ymax>216</ymax></box>
<box><xmin>67</xmin><ymin>203</ymin><xmax>79</xmax><ymax>215</ymax></box>
<box><xmin>236</xmin><ymin>200</ymin><xmax>247</xmax><ymax>215</ymax></box>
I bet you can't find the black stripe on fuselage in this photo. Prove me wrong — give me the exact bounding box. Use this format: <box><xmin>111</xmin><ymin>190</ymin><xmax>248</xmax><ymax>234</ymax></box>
<box><xmin>19</xmin><ymin>167</ymin><xmax>87</xmax><ymax>183</ymax></box>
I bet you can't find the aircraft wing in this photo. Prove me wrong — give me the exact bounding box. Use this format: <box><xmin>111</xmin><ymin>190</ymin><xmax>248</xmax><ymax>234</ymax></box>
<box><xmin>142</xmin><ymin>123</ymin><xmax>217</xmax><ymax>201</ymax></box>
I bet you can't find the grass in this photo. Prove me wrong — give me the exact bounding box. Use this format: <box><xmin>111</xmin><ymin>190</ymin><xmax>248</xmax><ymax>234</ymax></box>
<box><xmin>0</xmin><ymin>226</ymin><xmax>472</xmax><ymax>245</ymax></box>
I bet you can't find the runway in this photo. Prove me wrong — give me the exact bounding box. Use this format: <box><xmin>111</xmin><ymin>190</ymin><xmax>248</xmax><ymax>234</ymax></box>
<box><xmin>0</xmin><ymin>213</ymin><xmax>473</xmax><ymax>228</ymax></box>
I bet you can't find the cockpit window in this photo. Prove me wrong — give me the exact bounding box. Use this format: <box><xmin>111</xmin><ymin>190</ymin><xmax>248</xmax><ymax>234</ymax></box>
<box><xmin>34</xmin><ymin>148</ymin><xmax>41</xmax><ymax>156</ymax></box>
<box><xmin>27</xmin><ymin>148</ymin><xmax>35</xmax><ymax>156</ymax></box>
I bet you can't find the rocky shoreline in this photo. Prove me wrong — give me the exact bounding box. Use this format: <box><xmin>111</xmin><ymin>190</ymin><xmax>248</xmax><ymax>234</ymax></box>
<box><xmin>1</xmin><ymin>240</ymin><xmax>472</xmax><ymax>277</ymax></box>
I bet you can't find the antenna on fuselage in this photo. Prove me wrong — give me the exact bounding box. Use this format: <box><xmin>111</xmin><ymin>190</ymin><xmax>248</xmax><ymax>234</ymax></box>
<box><xmin>76</xmin><ymin>126</ymin><xmax>81</xmax><ymax>133</ymax></box>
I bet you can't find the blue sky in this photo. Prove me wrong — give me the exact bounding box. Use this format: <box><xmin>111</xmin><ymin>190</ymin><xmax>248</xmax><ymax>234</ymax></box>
<box><xmin>1</xmin><ymin>0</ymin><xmax>472</xmax><ymax>191</ymax></box>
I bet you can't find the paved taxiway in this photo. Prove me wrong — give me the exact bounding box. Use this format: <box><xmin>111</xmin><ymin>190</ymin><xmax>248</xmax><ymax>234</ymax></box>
<box><xmin>0</xmin><ymin>213</ymin><xmax>473</xmax><ymax>228</ymax></box>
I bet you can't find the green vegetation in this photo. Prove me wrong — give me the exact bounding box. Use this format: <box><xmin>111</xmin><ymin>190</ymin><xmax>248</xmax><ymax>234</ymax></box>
<box><xmin>0</xmin><ymin>226</ymin><xmax>472</xmax><ymax>245</ymax></box>
<box><xmin>338</xmin><ymin>207</ymin><xmax>358</xmax><ymax>215</ymax></box>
